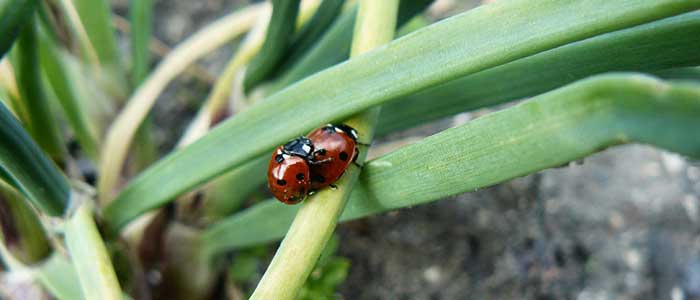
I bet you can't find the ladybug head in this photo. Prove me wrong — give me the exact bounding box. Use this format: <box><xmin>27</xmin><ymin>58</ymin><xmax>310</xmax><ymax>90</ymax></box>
<box><xmin>282</xmin><ymin>137</ymin><xmax>314</xmax><ymax>159</ymax></box>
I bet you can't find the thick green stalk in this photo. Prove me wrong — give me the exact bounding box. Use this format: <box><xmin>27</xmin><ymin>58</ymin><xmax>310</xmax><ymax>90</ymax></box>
<box><xmin>36</xmin><ymin>254</ymin><xmax>84</xmax><ymax>300</ymax></box>
<box><xmin>65</xmin><ymin>203</ymin><xmax>123</xmax><ymax>300</ymax></box>
<box><xmin>249</xmin><ymin>1</ymin><xmax>398</xmax><ymax>299</ymax></box>
<box><xmin>202</xmin><ymin>74</ymin><xmax>700</xmax><ymax>252</ymax></box>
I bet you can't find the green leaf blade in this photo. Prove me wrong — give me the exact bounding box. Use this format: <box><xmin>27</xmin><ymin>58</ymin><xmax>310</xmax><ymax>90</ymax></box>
<box><xmin>202</xmin><ymin>74</ymin><xmax>700</xmax><ymax>253</ymax></box>
<box><xmin>0</xmin><ymin>84</ymin><xmax>69</xmax><ymax>216</ymax></box>
<box><xmin>243</xmin><ymin>0</ymin><xmax>300</xmax><ymax>91</ymax></box>
<box><xmin>38</xmin><ymin>28</ymin><xmax>100</xmax><ymax>160</ymax></box>
<box><xmin>13</xmin><ymin>20</ymin><xmax>66</xmax><ymax>163</ymax></box>
<box><xmin>0</xmin><ymin>0</ymin><xmax>34</xmax><ymax>59</ymax></box>
<box><xmin>191</xmin><ymin>10</ymin><xmax>700</xmax><ymax>213</ymax></box>
<box><xmin>129</xmin><ymin>0</ymin><xmax>153</xmax><ymax>87</ymax></box>
<box><xmin>105</xmin><ymin>0</ymin><xmax>700</xmax><ymax>231</ymax></box>
<box><xmin>377</xmin><ymin>11</ymin><xmax>700</xmax><ymax>135</ymax></box>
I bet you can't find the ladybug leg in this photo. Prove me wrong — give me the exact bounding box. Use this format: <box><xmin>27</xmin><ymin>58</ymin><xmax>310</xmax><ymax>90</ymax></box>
<box><xmin>351</xmin><ymin>147</ymin><xmax>363</xmax><ymax>168</ymax></box>
<box><xmin>310</xmin><ymin>148</ymin><xmax>332</xmax><ymax>165</ymax></box>
<box><xmin>309</xmin><ymin>157</ymin><xmax>333</xmax><ymax>165</ymax></box>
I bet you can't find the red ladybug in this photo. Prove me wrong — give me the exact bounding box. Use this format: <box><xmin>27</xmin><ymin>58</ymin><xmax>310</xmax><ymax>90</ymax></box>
<box><xmin>267</xmin><ymin>124</ymin><xmax>362</xmax><ymax>204</ymax></box>
<box><xmin>267</xmin><ymin>137</ymin><xmax>315</xmax><ymax>204</ymax></box>
<box><xmin>307</xmin><ymin>124</ymin><xmax>359</xmax><ymax>190</ymax></box>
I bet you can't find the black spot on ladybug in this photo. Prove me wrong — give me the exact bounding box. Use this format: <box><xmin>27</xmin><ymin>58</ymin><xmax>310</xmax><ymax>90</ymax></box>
<box><xmin>296</xmin><ymin>173</ymin><xmax>305</xmax><ymax>180</ymax></box>
<box><xmin>339</xmin><ymin>151</ymin><xmax>349</xmax><ymax>161</ymax></box>
<box><xmin>312</xmin><ymin>174</ymin><xmax>325</xmax><ymax>183</ymax></box>
<box><xmin>277</xmin><ymin>179</ymin><xmax>287</xmax><ymax>186</ymax></box>
<box><xmin>275</xmin><ymin>154</ymin><xmax>284</xmax><ymax>163</ymax></box>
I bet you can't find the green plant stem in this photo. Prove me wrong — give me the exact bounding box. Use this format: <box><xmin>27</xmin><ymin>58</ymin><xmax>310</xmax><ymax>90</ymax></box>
<box><xmin>65</xmin><ymin>202</ymin><xmax>123</xmax><ymax>300</ymax></box>
<box><xmin>202</xmin><ymin>73</ymin><xmax>700</xmax><ymax>252</ymax></box>
<box><xmin>36</xmin><ymin>254</ymin><xmax>85</xmax><ymax>300</ymax></box>
<box><xmin>249</xmin><ymin>1</ymin><xmax>398</xmax><ymax>299</ymax></box>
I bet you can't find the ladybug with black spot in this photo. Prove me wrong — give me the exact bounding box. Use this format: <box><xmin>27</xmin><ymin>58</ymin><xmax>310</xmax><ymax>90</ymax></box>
<box><xmin>267</xmin><ymin>137</ymin><xmax>315</xmax><ymax>204</ymax></box>
<box><xmin>306</xmin><ymin>124</ymin><xmax>360</xmax><ymax>190</ymax></box>
<box><xmin>267</xmin><ymin>124</ymin><xmax>363</xmax><ymax>204</ymax></box>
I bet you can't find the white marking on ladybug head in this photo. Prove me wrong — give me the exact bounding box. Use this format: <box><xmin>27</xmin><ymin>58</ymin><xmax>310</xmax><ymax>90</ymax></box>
<box><xmin>302</xmin><ymin>144</ymin><xmax>311</xmax><ymax>153</ymax></box>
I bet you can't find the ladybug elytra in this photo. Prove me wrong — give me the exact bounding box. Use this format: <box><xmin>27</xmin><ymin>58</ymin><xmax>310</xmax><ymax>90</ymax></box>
<box><xmin>267</xmin><ymin>124</ymin><xmax>361</xmax><ymax>204</ymax></box>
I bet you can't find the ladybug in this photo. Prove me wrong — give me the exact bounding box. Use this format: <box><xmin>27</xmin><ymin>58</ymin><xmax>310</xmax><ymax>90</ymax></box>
<box><xmin>307</xmin><ymin>124</ymin><xmax>359</xmax><ymax>190</ymax></box>
<box><xmin>267</xmin><ymin>124</ymin><xmax>362</xmax><ymax>204</ymax></box>
<box><xmin>267</xmin><ymin>137</ymin><xmax>314</xmax><ymax>204</ymax></box>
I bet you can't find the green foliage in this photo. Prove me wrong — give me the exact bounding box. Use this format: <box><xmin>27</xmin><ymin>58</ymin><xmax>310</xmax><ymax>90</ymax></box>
<box><xmin>298</xmin><ymin>236</ymin><xmax>349</xmax><ymax>300</ymax></box>
<box><xmin>202</xmin><ymin>74</ymin><xmax>700</xmax><ymax>253</ymax></box>
<box><xmin>104</xmin><ymin>0</ymin><xmax>700</xmax><ymax>232</ymax></box>
<box><xmin>37</xmin><ymin>26</ymin><xmax>99</xmax><ymax>160</ymax></box>
<box><xmin>129</xmin><ymin>0</ymin><xmax>153</xmax><ymax>87</ymax></box>
<box><xmin>196</xmin><ymin>11</ymin><xmax>700</xmax><ymax>209</ymax></box>
<box><xmin>243</xmin><ymin>0</ymin><xmax>300</xmax><ymax>91</ymax></box>
<box><xmin>0</xmin><ymin>181</ymin><xmax>51</xmax><ymax>264</ymax></box>
<box><xmin>272</xmin><ymin>0</ymin><xmax>434</xmax><ymax>90</ymax></box>
<box><xmin>0</xmin><ymin>100</ymin><xmax>69</xmax><ymax>215</ymax></box>
<box><xmin>72</xmin><ymin>0</ymin><xmax>121</xmax><ymax>70</ymax></box>
<box><xmin>0</xmin><ymin>0</ymin><xmax>698</xmax><ymax>299</ymax></box>
<box><xmin>12</xmin><ymin>18</ymin><xmax>66</xmax><ymax>162</ymax></box>
<box><xmin>0</xmin><ymin>0</ymin><xmax>34</xmax><ymax>59</ymax></box>
<box><xmin>65</xmin><ymin>204</ymin><xmax>123</xmax><ymax>300</ymax></box>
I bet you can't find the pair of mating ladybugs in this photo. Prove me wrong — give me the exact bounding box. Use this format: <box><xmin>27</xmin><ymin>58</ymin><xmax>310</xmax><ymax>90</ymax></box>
<box><xmin>267</xmin><ymin>124</ymin><xmax>362</xmax><ymax>204</ymax></box>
